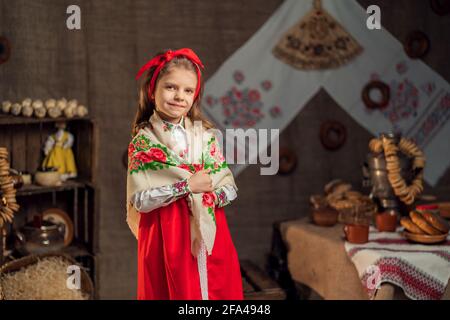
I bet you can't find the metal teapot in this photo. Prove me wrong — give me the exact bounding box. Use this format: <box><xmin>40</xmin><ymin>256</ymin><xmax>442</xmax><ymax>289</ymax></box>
<box><xmin>14</xmin><ymin>219</ymin><xmax>66</xmax><ymax>255</ymax></box>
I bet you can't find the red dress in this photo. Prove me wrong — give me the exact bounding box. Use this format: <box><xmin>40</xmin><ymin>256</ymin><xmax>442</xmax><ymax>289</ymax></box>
<box><xmin>137</xmin><ymin>196</ymin><xmax>243</xmax><ymax>300</ymax></box>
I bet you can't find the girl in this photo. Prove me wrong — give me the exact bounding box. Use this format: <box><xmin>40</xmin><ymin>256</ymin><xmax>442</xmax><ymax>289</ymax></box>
<box><xmin>126</xmin><ymin>48</ymin><xmax>244</xmax><ymax>300</ymax></box>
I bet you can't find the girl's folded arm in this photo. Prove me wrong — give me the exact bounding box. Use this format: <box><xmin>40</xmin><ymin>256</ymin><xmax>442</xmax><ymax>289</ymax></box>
<box><xmin>132</xmin><ymin>178</ymin><xmax>191</xmax><ymax>212</ymax></box>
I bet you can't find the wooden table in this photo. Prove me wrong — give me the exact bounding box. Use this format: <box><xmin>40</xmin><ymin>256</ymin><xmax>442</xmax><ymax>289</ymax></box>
<box><xmin>280</xmin><ymin>218</ymin><xmax>450</xmax><ymax>300</ymax></box>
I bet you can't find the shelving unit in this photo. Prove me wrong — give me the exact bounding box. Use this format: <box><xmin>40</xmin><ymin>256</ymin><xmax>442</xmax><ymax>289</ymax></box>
<box><xmin>0</xmin><ymin>114</ymin><xmax>99</xmax><ymax>297</ymax></box>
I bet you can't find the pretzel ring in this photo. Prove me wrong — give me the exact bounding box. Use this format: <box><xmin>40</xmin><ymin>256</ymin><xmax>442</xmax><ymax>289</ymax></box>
<box><xmin>430</xmin><ymin>0</ymin><xmax>450</xmax><ymax>16</ymax></box>
<box><xmin>404</xmin><ymin>30</ymin><xmax>430</xmax><ymax>59</ymax></box>
<box><xmin>0</xmin><ymin>37</ymin><xmax>11</xmax><ymax>65</ymax></box>
<box><xmin>320</xmin><ymin>120</ymin><xmax>347</xmax><ymax>151</ymax></box>
<box><xmin>278</xmin><ymin>147</ymin><xmax>297</xmax><ymax>175</ymax></box>
<box><xmin>362</xmin><ymin>80</ymin><xmax>390</xmax><ymax>110</ymax></box>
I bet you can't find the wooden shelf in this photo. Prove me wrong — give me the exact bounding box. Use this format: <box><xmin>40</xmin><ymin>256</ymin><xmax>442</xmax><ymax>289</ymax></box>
<box><xmin>0</xmin><ymin>117</ymin><xmax>98</xmax><ymax>288</ymax></box>
<box><xmin>0</xmin><ymin>114</ymin><xmax>90</xmax><ymax>125</ymax></box>
<box><xmin>62</xmin><ymin>241</ymin><xmax>92</xmax><ymax>258</ymax></box>
<box><xmin>16</xmin><ymin>179</ymin><xmax>91</xmax><ymax>196</ymax></box>
<box><xmin>2</xmin><ymin>242</ymin><xmax>92</xmax><ymax>266</ymax></box>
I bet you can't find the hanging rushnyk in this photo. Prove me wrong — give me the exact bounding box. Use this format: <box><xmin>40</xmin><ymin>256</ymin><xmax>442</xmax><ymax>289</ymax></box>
<box><xmin>204</xmin><ymin>0</ymin><xmax>450</xmax><ymax>184</ymax></box>
<box><xmin>273</xmin><ymin>0</ymin><xmax>363</xmax><ymax>70</ymax></box>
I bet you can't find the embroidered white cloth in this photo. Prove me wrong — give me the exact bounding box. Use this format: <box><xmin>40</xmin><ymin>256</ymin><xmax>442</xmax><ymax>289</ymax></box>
<box><xmin>204</xmin><ymin>0</ymin><xmax>450</xmax><ymax>185</ymax></box>
<box><xmin>344</xmin><ymin>226</ymin><xmax>450</xmax><ymax>300</ymax></box>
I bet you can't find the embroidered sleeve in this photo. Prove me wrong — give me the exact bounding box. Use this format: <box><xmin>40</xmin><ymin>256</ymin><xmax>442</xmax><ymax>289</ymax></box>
<box><xmin>213</xmin><ymin>184</ymin><xmax>238</xmax><ymax>208</ymax></box>
<box><xmin>132</xmin><ymin>178</ymin><xmax>191</xmax><ymax>213</ymax></box>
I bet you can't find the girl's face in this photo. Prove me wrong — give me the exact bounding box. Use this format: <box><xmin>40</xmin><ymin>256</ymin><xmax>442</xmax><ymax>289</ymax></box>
<box><xmin>152</xmin><ymin>66</ymin><xmax>198</xmax><ymax>124</ymax></box>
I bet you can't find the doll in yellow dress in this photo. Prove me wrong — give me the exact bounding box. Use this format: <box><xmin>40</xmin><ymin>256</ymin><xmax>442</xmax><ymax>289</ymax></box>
<box><xmin>42</xmin><ymin>121</ymin><xmax>77</xmax><ymax>181</ymax></box>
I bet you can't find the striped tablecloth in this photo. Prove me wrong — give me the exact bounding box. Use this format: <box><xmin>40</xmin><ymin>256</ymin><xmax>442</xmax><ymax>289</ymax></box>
<box><xmin>345</xmin><ymin>227</ymin><xmax>450</xmax><ymax>300</ymax></box>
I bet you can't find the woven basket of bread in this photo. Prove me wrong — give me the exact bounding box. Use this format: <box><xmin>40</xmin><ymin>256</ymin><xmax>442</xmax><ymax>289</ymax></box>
<box><xmin>310</xmin><ymin>179</ymin><xmax>377</xmax><ymax>226</ymax></box>
<box><xmin>0</xmin><ymin>252</ymin><xmax>94</xmax><ymax>300</ymax></box>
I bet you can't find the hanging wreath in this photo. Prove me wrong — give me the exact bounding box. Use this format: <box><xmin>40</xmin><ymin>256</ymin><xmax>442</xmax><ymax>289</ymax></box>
<box><xmin>362</xmin><ymin>80</ymin><xmax>390</xmax><ymax>110</ymax></box>
<box><xmin>430</xmin><ymin>0</ymin><xmax>450</xmax><ymax>16</ymax></box>
<box><xmin>404</xmin><ymin>30</ymin><xmax>430</xmax><ymax>59</ymax></box>
<box><xmin>0</xmin><ymin>147</ymin><xmax>20</xmax><ymax>228</ymax></box>
<box><xmin>368</xmin><ymin>136</ymin><xmax>425</xmax><ymax>205</ymax></box>
<box><xmin>278</xmin><ymin>147</ymin><xmax>297</xmax><ymax>175</ymax></box>
<box><xmin>0</xmin><ymin>37</ymin><xmax>11</xmax><ymax>65</ymax></box>
<box><xmin>320</xmin><ymin>120</ymin><xmax>347</xmax><ymax>151</ymax></box>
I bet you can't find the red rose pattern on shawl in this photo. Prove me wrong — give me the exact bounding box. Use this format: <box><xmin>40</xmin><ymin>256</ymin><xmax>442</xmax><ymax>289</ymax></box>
<box><xmin>202</xmin><ymin>192</ymin><xmax>217</xmax><ymax>225</ymax></box>
<box><xmin>128</xmin><ymin>135</ymin><xmax>182</xmax><ymax>173</ymax></box>
<box><xmin>202</xmin><ymin>192</ymin><xmax>216</xmax><ymax>208</ymax></box>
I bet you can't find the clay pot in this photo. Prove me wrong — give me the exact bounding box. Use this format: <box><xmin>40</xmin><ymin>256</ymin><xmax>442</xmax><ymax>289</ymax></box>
<box><xmin>375</xmin><ymin>211</ymin><xmax>398</xmax><ymax>232</ymax></box>
<box><xmin>312</xmin><ymin>207</ymin><xmax>339</xmax><ymax>227</ymax></box>
<box><xmin>35</xmin><ymin>171</ymin><xmax>61</xmax><ymax>187</ymax></box>
<box><xmin>344</xmin><ymin>224</ymin><xmax>369</xmax><ymax>244</ymax></box>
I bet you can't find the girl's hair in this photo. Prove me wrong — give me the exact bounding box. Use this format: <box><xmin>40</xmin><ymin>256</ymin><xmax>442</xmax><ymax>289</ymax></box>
<box><xmin>131</xmin><ymin>51</ymin><xmax>214</xmax><ymax>136</ymax></box>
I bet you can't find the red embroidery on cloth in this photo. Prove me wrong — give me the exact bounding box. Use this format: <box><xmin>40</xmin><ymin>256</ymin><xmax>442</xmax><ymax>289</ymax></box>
<box><xmin>410</xmin><ymin>92</ymin><xmax>450</xmax><ymax>148</ymax></box>
<box><xmin>270</xmin><ymin>106</ymin><xmax>282</xmax><ymax>118</ymax></box>
<box><xmin>384</xmin><ymin>79</ymin><xmax>420</xmax><ymax>122</ymax></box>
<box><xmin>360</xmin><ymin>257</ymin><xmax>446</xmax><ymax>300</ymax></box>
<box><xmin>348</xmin><ymin>246</ymin><xmax>450</xmax><ymax>262</ymax></box>
<box><xmin>205</xmin><ymin>70</ymin><xmax>275</xmax><ymax>128</ymax></box>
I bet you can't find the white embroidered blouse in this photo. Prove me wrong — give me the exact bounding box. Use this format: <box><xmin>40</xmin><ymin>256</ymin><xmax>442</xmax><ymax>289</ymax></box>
<box><xmin>131</xmin><ymin>116</ymin><xmax>237</xmax><ymax>213</ymax></box>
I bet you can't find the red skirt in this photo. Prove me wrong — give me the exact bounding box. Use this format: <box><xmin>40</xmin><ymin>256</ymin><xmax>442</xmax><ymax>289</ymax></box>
<box><xmin>137</xmin><ymin>197</ymin><xmax>243</xmax><ymax>300</ymax></box>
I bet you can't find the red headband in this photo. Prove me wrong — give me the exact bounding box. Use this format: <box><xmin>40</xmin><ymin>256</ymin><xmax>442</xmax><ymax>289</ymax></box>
<box><xmin>136</xmin><ymin>48</ymin><xmax>204</xmax><ymax>101</ymax></box>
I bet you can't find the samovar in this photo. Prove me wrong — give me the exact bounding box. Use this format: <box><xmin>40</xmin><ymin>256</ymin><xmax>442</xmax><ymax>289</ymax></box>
<box><xmin>363</xmin><ymin>133</ymin><xmax>414</xmax><ymax>216</ymax></box>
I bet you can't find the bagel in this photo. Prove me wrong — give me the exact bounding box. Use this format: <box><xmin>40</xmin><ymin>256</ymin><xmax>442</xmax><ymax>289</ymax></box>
<box><xmin>422</xmin><ymin>211</ymin><xmax>449</xmax><ymax>234</ymax></box>
<box><xmin>362</xmin><ymin>81</ymin><xmax>390</xmax><ymax>110</ymax></box>
<box><xmin>404</xmin><ymin>30</ymin><xmax>430</xmax><ymax>59</ymax></box>
<box><xmin>324</xmin><ymin>179</ymin><xmax>345</xmax><ymax>195</ymax></box>
<box><xmin>410</xmin><ymin>211</ymin><xmax>442</xmax><ymax>235</ymax></box>
<box><xmin>320</xmin><ymin>120</ymin><xmax>347</xmax><ymax>151</ymax></box>
<box><xmin>401</xmin><ymin>193</ymin><xmax>414</xmax><ymax>205</ymax></box>
<box><xmin>400</xmin><ymin>217</ymin><xmax>425</xmax><ymax>234</ymax></box>
<box><xmin>331</xmin><ymin>183</ymin><xmax>352</xmax><ymax>196</ymax></box>
<box><xmin>369</xmin><ymin>138</ymin><xmax>383</xmax><ymax>153</ymax></box>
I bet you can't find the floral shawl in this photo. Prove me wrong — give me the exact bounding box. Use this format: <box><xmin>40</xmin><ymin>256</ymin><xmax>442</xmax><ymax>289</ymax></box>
<box><xmin>126</xmin><ymin>111</ymin><xmax>237</xmax><ymax>256</ymax></box>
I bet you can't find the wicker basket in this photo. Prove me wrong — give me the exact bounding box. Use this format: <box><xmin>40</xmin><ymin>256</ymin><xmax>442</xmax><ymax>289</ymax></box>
<box><xmin>336</xmin><ymin>200</ymin><xmax>377</xmax><ymax>226</ymax></box>
<box><xmin>0</xmin><ymin>252</ymin><xmax>94</xmax><ymax>300</ymax></box>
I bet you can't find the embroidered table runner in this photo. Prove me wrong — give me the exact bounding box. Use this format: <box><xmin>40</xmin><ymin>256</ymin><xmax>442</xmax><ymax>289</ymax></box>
<box><xmin>345</xmin><ymin>227</ymin><xmax>450</xmax><ymax>300</ymax></box>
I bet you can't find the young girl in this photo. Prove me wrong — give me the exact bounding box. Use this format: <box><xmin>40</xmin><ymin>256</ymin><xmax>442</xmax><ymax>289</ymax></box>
<box><xmin>126</xmin><ymin>48</ymin><xmax>244</xmax><ymax>300</ymax></box>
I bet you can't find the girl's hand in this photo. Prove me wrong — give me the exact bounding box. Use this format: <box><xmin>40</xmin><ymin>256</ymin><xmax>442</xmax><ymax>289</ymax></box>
<box><xmin>188</xmin><ymin>169</ymin><xmax>213</xmax><ymax>193</ymax></box>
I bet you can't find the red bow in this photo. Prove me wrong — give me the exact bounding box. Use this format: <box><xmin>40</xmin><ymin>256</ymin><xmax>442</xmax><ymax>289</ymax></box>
<box><xmin>136</xmin><ymin>48</ymin><xmax>204</xmax><ymax>100</ymax></box>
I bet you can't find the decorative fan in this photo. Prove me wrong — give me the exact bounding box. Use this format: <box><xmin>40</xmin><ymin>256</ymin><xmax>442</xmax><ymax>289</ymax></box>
<box><xmin>273</xmin><ymin>0</ymin><xmax>363</xmax><ymax>70</ymax></box>
<box><xmin>0</xmin><ymin>147</ymin><xmax>20</xmax><ymax>228</ymax></box>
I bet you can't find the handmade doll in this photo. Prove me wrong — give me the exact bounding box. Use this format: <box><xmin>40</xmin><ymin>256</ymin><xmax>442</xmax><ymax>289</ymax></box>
<box><xmin>42</xmin><ymin>121</ymin><xmax>77</xmax><ymax>181</ymax></box>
